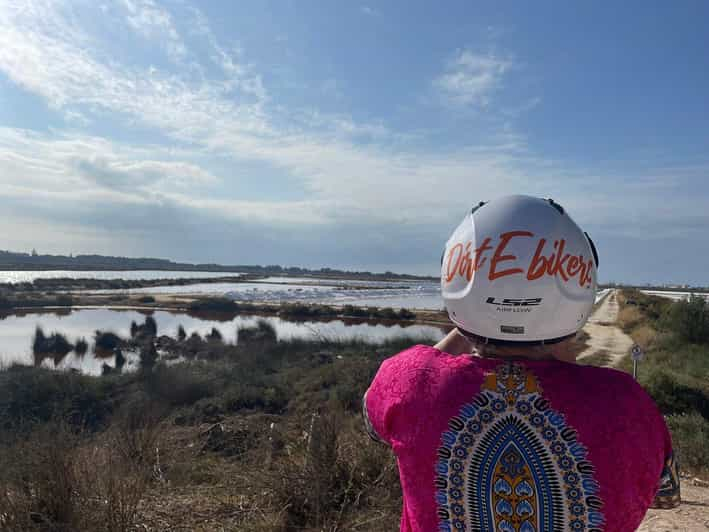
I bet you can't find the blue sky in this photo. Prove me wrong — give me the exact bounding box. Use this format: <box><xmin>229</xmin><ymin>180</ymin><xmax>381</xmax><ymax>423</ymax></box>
<box><xmin>0</xmin><ymin>1</ymin><xmax>707</xmax><ymax>284</ymax></box>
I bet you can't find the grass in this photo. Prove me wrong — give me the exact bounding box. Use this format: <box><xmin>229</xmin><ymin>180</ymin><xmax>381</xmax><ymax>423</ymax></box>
<box><xmin>618</xmin><ymin>289</ymin><xmax>709</xmax><ymax>476</ymax></box>
<box><xmin>0</xmin><ymin>332</ymin><xmax>427</xmax><ymax>530</ymax></box>
<box><xmin>577</xmin><ymin>349</ymin><xmax>612</xmax><ymax>367</ymax></box>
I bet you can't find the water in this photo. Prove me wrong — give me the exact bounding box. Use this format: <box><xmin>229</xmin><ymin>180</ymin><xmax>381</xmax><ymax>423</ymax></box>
<box><xmin>0</xmin><ymin>308</ymin><xmax>447</xmax><ymax>375</ymax></box>
<box><xmin>4</xmin><ymin>270</ymin><xmax>607</xmax><ymax>311</ymax></box>
<box><xmin>640</xmin><ymin>290</ymin><xmax>709</xmax><ymax>301</ymax></box>
<box><xmin>93</xmin><ymin>277</ymin><xmax>445</xmax><ymax>310</ymax></box>
<box><xmin>0</xmin><ymin>270</ymin><xmax>241</xmax><ymax>284</ymax></box>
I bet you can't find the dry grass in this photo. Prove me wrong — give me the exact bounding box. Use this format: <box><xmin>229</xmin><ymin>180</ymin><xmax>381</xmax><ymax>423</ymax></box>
<box><xmin>0</xmin><ymin>407</ymin><xmax>162</xmax><ymax>532</ymax></box>
<box><xmin>632</xmin><ymin>324</ymin><xmax>658</xmax><ymax>350</ymax></box>
<box><xmin>578</xmin><ymin>349</ymin><xmax>612</xmax><ymax>367</ymax></box>
<box><xmin>618</xmin><ymin>305</ymin><xmax>643</xmax><ymax>332</ymax></box>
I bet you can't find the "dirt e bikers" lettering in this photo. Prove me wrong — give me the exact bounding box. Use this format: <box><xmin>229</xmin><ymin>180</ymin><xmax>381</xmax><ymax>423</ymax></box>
<box><xmin>444</xmin><ymin>231</ymin><xmax>594</xmax><ymax>288</ymax></box>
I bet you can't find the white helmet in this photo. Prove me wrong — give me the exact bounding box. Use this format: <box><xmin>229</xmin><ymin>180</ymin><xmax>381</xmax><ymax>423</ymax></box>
<box><xmin>441</xmin><ymin>195</ymin><xmax>598</xmax><ymax>343</ymax></box>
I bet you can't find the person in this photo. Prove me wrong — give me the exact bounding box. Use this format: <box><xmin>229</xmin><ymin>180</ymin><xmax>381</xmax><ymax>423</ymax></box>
<box><xmin>363</xmin><ymin>195</ymin><xmax>680</xmax><ymax>531</ymax></box>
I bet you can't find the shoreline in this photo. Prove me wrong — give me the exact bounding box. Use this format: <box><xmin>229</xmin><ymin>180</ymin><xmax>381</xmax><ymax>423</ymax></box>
<box><xmin>0</xmin><ymin>292</ymin><xmax>451</xmax><ymax>325</ymax></box>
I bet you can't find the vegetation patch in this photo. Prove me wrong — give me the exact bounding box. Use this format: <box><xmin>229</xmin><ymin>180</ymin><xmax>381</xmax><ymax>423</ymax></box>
<box><xmin>618</xmin><ymin>289</ymin><xmax>709</xmax><ymax>476</ymax></box>
<box><xmin>0</xmin><ymin>332</ymin><xmax>431</xmax><ymax>530</ymax></box>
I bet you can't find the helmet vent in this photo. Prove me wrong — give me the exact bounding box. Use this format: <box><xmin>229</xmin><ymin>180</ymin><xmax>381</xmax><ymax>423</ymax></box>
<box><xmin>584</xmin><ymin>232</ymin><xmax>600</xmax><ymax>267</ymax></box>
<box><xmin>470</xmin><ymin>201</ymin><xmax>487</xmax><ymax>215</ymax></box>
<box><xmin>547</xmin><ymin>198</ymin><xmax>565</xmax><ymax>215</ymax></box>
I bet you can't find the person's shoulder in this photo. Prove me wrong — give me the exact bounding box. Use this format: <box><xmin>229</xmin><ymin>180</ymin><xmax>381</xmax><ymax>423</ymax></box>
<box><xmin>380</xmin><ymin>343</ymin><xmax>441</xmax><ymax>372</ymax></box>
<box><xmin>570</xmin><ymin>364</ymin><xmax>657</xmax><ymax>405</ymax></box>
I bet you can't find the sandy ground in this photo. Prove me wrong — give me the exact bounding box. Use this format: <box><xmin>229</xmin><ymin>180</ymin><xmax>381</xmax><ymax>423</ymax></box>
<box><xmin>577</xmin><ymin>290</ymin><xmax>634</xmax><ymax>366</ymax></box>
<box><xmin>577</xmin><ymin>290</ymin><xmax>709</xmax><ymax>530</ymax></box>
<box><xmin>640</xmin><ymin>481</ymin><xmax>709</xmax><ymax>531</ymax></box>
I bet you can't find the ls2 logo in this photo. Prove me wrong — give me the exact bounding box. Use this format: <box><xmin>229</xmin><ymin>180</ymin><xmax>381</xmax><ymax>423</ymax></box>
<box><xmin>486</xmin><ymin>297</ymin><xmax>542</xmax><ymax>307</ymax></box>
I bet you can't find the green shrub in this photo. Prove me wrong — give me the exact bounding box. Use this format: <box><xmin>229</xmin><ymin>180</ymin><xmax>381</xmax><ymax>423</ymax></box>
<box><xmin>222</xmin><ymin>382</ymin><xmax>289</xmax><ymax>414</ymax></box>
<box><xmin>206</xmin><ymin>327</ymin><xmax>223</xmax><ymax>343</ymax></box>
<box><xmin>377</xmin><ymin>307</ymin><xmax>398</xmax><ymax>320</ymax></box>
<box><xmin>74</xmin><ymin>337</ymin><xmax>89</xmax><ymax>356</ymax></box>
<box><xmin>0</xmin><ymin>366</ymin><xmax>113</xmax><ymax>431</ymax></box>
<box><xmin>144</xmin><ymin>316</ymin><xmax>158</xmax><ymax>337</ymax></box>
<box><xmin>146</xmin><ymin>364</ymin><xmax>213</xmax><ymax>406</ymax></box>
<box><xmin>95</xmin><ymin>330</ymin><xmax>124</xmax><ymax>351</ymax></box>
<box><xmin>398</xmin><ymin>308</ymin><xmax>416</xmax><ymax>320</ymax></box>
<box><xmin>237</xmin><ymin>320</ymin><xmax>277</xmax><ymax>344</ymax></box>
<box><xmin>189</xmin><ymin>297</ymin><xmax>238</xmax><ymax>313</ymax></box>
<box><xmin>139</xmin><ymin>342</ymin><xmax>158</xmax><ymax>370</ymax></box>
<box><xmin>666</xmin><ymin>413</ymin><xmax>709</xmax><ymax>475</ymax></box>
<box><xmin>642</xmin><ymin>369</ymin><xmax>709</xmax><ymax>419</ymax></box>
<box><xmin>664</xmin><ymin>295</ymin><xmax>709</xmax><ymax>344</ymax></box>
<box><xmin>32</xmin><ymin>326</ymin><xmax>74</xmax><ymax>356</ymax></box>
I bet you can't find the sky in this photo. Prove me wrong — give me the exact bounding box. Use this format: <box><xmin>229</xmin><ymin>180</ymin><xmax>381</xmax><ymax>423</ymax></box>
<box><xmin>0</xmin><ymin>1</ymin><xmax>707</xmax><ymax>285</ymax></box>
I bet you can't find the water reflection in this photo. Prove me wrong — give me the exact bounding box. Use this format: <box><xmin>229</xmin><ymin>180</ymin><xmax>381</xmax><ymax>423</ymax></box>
<box><xmin>0</xmin><ymin>308</ymin><xmax>448</xmax><ymax>375</ymax></box>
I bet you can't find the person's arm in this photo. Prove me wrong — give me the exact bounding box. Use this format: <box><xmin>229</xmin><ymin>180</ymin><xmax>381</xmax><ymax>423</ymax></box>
<box><xmin>434</xmin><ymin>328</ymin><xmax>473</xmax><ymax>355</ymax></box>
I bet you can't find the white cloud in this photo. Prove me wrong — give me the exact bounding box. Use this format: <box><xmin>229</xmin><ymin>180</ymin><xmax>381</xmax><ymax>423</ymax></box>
<box><xmin>120</xmin><ymin>0</ymin><xmax>187</xmax><ymax>62</ymax></box>
<box><xmin>434</xmin><ymin>49</ymin><xmax>511</xmax><ymax>107</ymax></box>
<box><xmin>0</xmin><ymin>0</ymin><xmax>700</xmax><ymax>255</ymax></box>
<box><xmin>0</xmin><ymin>127</ymin><xmax>218</xmax><ymax>200</ymax></box>
<box><xmin>360</xmin><ymin>6</ymin><xmax>379</xmax><ymax>17</ymax></box>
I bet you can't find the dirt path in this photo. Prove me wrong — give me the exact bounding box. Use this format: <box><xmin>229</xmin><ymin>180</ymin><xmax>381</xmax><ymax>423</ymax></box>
<box><xmin>639</xmin><ymin>481</ymin><xmax>709</xmax><ymax>531</ymax></box>
<box><xmin>577</xmin><ymin>290</ymin><xmax>709</xmax><ymax>530</ymax></box>
<box><xmin>577</xmin><ymin>290</ymin><xmax>634</xmax><ymax>367</ymax></box>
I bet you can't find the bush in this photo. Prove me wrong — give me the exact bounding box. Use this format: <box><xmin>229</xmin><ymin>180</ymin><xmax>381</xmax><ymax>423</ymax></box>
<box><xmin>642</xmin><ymin>369</ymin><xmax>709</xmax><ymax>419</ymax></box>
<box><xmin>189</xmin><ymin>297</ymin><xmax>238</xmax><ymax>313</ymax></box>
<box><xmin>617</xmin><ymin>306</ymin><xmax>643</xmax><ymax>333</ymax></box>
<box><xmin>664</xmin><ymin>295</ymin><xmax>709</xmax><ymax>344</ymax></box>
<box><xmin>342</xmin><ymin>304</ymin><xmax>368</xmax><ymax>318</ymax></box>
<box><xmin>222</xmin><ymin>382</ymin><xmax>289</xmax><ymax>414</ymax></box>
<box><xmin>237</xmin><ymin>320</ymin><xmax>277</xmax><ymax>344</ymax></box>
<box><xmin>33</xmin><ymin>327</ymin><xmax>73</xmax><ymax>356</ymax></box>
<box><xmin>268</xmin><ymin>412</ymin><xmax>401</xmax><ymax>531</ymax></box>
<box><xmin>177</xmin><ymin>325</ymin><xmax>187</xmax><ymax>341</ymax></box>
<box><xmin>0</xmin><ymin>418</ymin><xmax>154</xmax><ymax>532</ymax></box>
<box><xmin>95</xmin><ymin>331</ymin><xmax>124</xmax><ymax>351</ymax></box>
<box><xmin>0</xmin><ymin>366</ymin><xmax>113</xmax><ymax>431</ymax></box>
<box><xmin>0</xmin><ymin>423</ymin><xmax>85</xmax><ymax>531</ymax></box>
<box><xmin>632</xmin><ymin>324</ymin><xmax>657</xmax><ymax>350</ymax></box>
<box><xmin>144</xmin><ymin>316</ymin><xmax>157</xmax><ymax>337</ymax></box>
<box><xmin>666</xmin><ymin>413</ymin><xmax>709</xmax><ymax>475</ymax></box>
<box><xmin>75</xmin><ymin>337</ymin><xmax>89</xmax><ymax>356</ymax></box>
<box><xmin>398</xmin><ymin>308</ymin><xmax>416</xmax><ymax>320</ymax></box>
<box><xmin>206</xmin><ymin>327</ymin><xmax>223</xmax><ymax>343</ymax></box>
<box><xmin>377</xmin><ymin>307</ymin><xmax>398</xmax><ymax>320</ymax></box>
<box><xmin>139</xmin><ymin>342</ymin><xmax>158</xmax><ymax>371</ymax></box>
<box><xmin>146</xmin><ymin>364</ymin><xmax>213</xmax><ymax>406</ymax></box>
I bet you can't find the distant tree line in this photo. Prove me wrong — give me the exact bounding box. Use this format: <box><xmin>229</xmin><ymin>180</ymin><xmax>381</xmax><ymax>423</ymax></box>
<box><xmin>0</xmin><ymin>249</ymin><xmax>437</xmax><ymax>281</ymax></box>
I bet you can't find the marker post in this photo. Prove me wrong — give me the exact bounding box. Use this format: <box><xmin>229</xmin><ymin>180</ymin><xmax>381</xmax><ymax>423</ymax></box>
<box><xmin>631</xmin><ymin>344</ymin><xmax>644</xmax><ymax>380</ymax></box>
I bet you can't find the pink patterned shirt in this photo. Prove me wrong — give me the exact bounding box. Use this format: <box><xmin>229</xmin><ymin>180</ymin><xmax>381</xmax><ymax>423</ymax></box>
<box><xmin>364</xmin><ymin>345</ymin><xmax>679</xmax><ymax>531</ymax></box>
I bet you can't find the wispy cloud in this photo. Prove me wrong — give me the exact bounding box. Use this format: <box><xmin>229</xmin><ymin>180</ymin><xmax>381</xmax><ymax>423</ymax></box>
<box><xmin>0</xmin><ymin>0</ymin><xmax>703</xmax><ymax>279</ymax></box>
<box><xmin>0</xmin><ymin>0</ymin><xmax>536</xmax><ymax>229</ymax></box>
<box><xmin>434</xmin><ymin>49</ymin><xmax>511</xmax><ymax>107</ymax></box>
<box><xmin>120</xmin><ymin>0</ymin><xmax>187</xmax><ymax>62</ymax></box>
<box><xmin>360</xmin><ymin>6</ymin><xmax>380</xmax><ymax>17</ymax></box>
